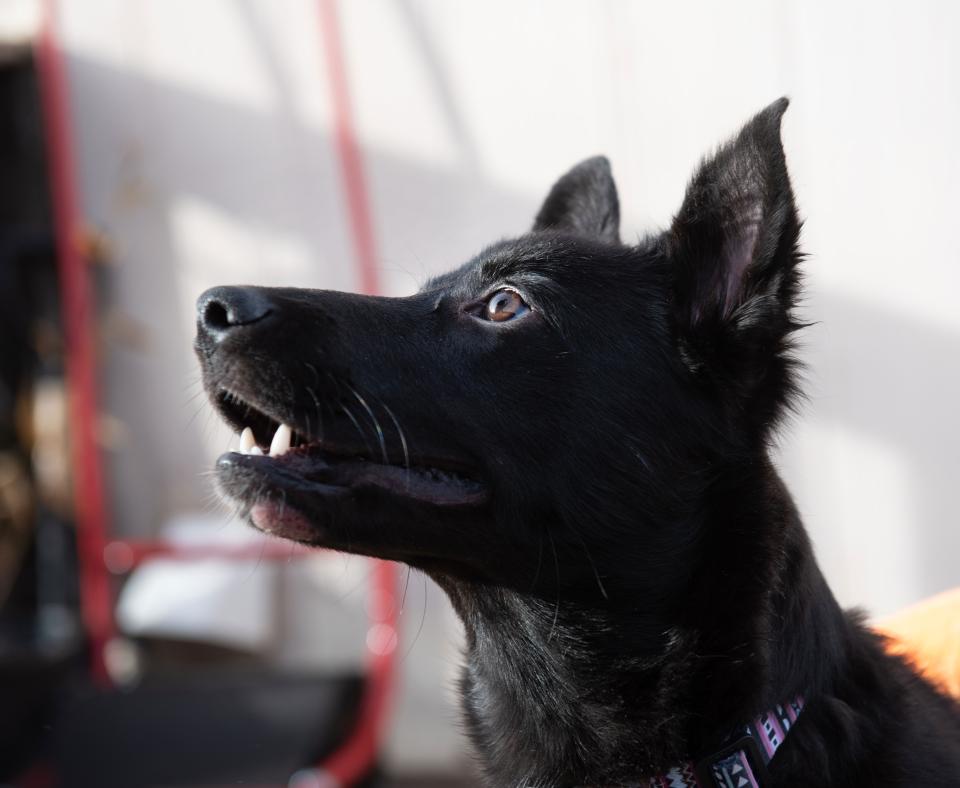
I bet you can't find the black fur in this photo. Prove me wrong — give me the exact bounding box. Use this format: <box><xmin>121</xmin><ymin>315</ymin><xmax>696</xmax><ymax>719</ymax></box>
<box><xmin>195</xmin><ymin>99</ymin><xmax>960</xmax><ymax>786</ymax></box>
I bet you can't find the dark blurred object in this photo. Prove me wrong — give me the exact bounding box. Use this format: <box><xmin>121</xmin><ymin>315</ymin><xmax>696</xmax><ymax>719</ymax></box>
<box><xmin>0</xmin><ymin>45</ymin><xmax>57</xmax><ymax>449</ymax></box>
<box><xmin>0</xmin><ymin>455</ymin><xmax>31</xmax><ymax>614</ymax></box>
<box><xmin>0</xmin><ymin>43</ymin><xmax>83</xmax><ymax>780</ymax></box>
<box><xmin>54</xmin><ymin>669</ymin><xmax>365</xmax><ymax>788</ymax></box>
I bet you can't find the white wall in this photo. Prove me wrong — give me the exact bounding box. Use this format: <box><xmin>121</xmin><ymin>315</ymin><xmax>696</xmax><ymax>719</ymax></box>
<box><xmin>54</xmin><ymin>0</ymin><xmax>960</xmax><ymax>773</ymax></box>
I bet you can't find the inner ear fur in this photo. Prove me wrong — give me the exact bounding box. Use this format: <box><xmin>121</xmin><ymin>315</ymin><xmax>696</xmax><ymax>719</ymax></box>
<box><xmin>670</xmin><ymin>98</ymin><xmax>804</xmax><ymax>428</ymax></box>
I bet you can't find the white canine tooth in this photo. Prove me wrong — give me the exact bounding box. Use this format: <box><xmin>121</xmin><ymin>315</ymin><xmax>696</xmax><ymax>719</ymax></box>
<box><xmin>270</xmin><ymin>423</ymin><xmax>292</xmax><ymax>457</ymax></box>
<box><xmin>239</xmin><ymin>427</ymin><xmax>256</xmax><ymax>453</ymax></box>
<box><xmin>248</xmin><ymin>446</ymin><xmax>263</xmax><ymax>456</ymax></box>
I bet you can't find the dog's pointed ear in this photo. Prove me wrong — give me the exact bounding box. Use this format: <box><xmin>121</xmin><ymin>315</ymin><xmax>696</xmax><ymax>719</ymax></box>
<box><xmin>533</xmin><ymin>156</ymin><xmax>620</xmax><ymax>243</ymax></box>
<box><xmin>670</xmin><ymin>99</ymin><xmax>803</xmax><ymax>423</ymax></box>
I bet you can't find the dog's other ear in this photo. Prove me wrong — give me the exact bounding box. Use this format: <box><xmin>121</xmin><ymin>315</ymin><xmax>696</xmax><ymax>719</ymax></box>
<box><xmin>671</xmin><ymin>98</ymin><xmax>802</xmax><ymax>427</ymax></box>
<box><xmin>533</xmin><ymin>156</ymin><xmax>620</xmax><ymax>243</ymax></box>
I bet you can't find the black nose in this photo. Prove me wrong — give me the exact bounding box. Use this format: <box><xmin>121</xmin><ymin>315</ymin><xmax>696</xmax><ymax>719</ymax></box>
<box><xmin>197</xmin><ymin>286</ymin><xmax>273</xmax><ymax>341</ymax></box>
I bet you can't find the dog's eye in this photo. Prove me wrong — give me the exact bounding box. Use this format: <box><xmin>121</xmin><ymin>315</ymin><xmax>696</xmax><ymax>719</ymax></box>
<box><xmin>484</xmin><ymin>289</ymin><xmax>529</xmax><ymax>322</ymax></box>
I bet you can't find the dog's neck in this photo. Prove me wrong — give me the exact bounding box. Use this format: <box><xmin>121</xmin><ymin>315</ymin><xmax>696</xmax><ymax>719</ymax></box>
<box><xmin>444</xmin><ymin>584</ymin><xmax>702</xmax><ymax>787</ymax></box>
<box><xmin>436</xmin><ymin>460</ymin><xmax>852</xmax><ymax>787</ymax></box>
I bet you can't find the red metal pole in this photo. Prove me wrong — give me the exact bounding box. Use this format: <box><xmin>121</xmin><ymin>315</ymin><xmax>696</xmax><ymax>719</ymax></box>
<box><xmin>315</xmin><ymin>0</ymin><xmax>399</xmax><ymax>784</ymax></box>
<box><xmin>318</xmin><ymin>0</ymin><xmax>381</xmax><ymax>297</ymax></box>
<box><xmin>34</xmin><ymin>0</ymin><xmax>115</xmax><ymax>685</ymax></box>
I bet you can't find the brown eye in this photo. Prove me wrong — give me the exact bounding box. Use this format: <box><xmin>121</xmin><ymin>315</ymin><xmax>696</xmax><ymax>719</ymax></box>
<box><xmin>484</xmin><ymin>289</ymin><xmax>529</xmax><ymax>322</ymax></box>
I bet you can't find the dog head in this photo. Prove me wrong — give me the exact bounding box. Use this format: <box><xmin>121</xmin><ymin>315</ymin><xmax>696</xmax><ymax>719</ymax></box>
<box><xmin>196</xmin><ymin>99</ymin><xmax>801</xmax><ymax>602</ymax></box>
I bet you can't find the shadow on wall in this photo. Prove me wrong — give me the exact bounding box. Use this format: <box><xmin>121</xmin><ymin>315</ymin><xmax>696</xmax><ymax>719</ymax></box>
<box><xmin>792</xmin><ymin>293</ymin><xmax>960</xmax><ymax>607</ymax></box>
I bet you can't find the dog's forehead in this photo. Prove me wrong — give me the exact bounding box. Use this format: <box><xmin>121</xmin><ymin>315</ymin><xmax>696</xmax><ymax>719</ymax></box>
<box><xmin>420</xmin><ymin>234</ymin><xmax>605</xmax><ymax>296</ymax></box>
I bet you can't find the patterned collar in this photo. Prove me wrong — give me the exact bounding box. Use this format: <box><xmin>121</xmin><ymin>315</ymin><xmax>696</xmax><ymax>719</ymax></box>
<box><xmin>640</xmin><ymin>695</ymin><xmax>806</xmax><ymax>788</ymax></box>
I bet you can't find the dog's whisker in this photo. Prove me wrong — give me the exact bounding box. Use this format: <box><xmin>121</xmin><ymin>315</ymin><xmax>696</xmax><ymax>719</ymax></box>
<box><xmin>185</xmin><ymin>402</ymin><xmax>210</xmax><ymax>432</ymax></box>
<box><xmin>346</xmin><ymin>383</ymin><xmax>388</xmax><ymax>465</ymax></box>
<box><xmin>278</xmin><ymin>489</ymin><xmax>288</xmax><ymax>527</ymax></box>
<box><xmin>326</xmin><ymin>371</ymin><xmax>366</xmax><ymax>448</ymax></box>
<box><xmin>182</xmin><ymin>387</ymin><xmax>207</xmax><ymax>406</ymax></box>
<box><xmin>305</xmin><ymin>384</ymin><xmax>324</xmax><ymax>441</ymax></box>
<box><xmin>400</xmin><ymin>571</ymin><xmax>429</xmax><ymax>664</ymax></box>
<box><xmin>181</xmin><ymin>374</ymin><xmax>203</xmax><ymax>391</ymax></box>
<box><xmin>571</xmin><ymin>528</ymin><xmax>608</xmax><ymax>600</ymax></box>
<box><xmin>200</xmin><ymin>405</ymin><xmax>218</xmax><ymax>442</ymax></box>
<box><xmin>378</xmin><ymin>398</ymin><xmax>411</xmax><ymax>491</ymax></box>
<box><xmin>323</xmin><ymin>370</ymin><xmax>344</xmax><ymax>401</ymax></box>
<box><xmin>243</xmin><ymin>525</ymin><xmax>268</xmax><ymax>583</ymax></box>
<box><xmin>400</xmin><ymin>564</ymin><xmax>412</xmax><ymax>613</ymax></box>
<box><xmin>380</xmin><ymin>401</ymin><xmax>410</xmax><ymax>470</ymax></box>
<box><xmin>545</xmin><ymin>528</ymin><xmax>561</xmax><ymax>642</ymax></box>
<box><xmin>337</xmin><ymin>401</ymin><xmax>373</xmax><ymax>457</ymax></box>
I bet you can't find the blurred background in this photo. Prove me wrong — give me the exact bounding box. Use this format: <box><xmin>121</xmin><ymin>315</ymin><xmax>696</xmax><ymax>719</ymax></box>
<box><xmin>1</xmin><ymin>1</ymin><xmax>958</xmax><ymax>786</ymax></box>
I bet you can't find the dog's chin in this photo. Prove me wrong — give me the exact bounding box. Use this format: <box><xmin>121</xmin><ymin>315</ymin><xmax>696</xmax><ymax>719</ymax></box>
<box><xmin>249</xmin><ymin>501</ymin><xmax>319</xmax><ymax>543</ymax></box>
<box><xmin>215</xmin><ymin>448</ymin><xmax>489</xmax><ymax>549</ymax></box>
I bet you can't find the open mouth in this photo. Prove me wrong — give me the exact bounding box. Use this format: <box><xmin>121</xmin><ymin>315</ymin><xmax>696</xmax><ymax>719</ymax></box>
<box><xmin>212</xmin><ymin>388</ymin><xmax>489</xmax><ymax>514</ymax></box>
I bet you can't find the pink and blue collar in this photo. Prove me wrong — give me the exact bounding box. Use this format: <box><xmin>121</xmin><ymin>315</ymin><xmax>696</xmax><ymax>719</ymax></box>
<box><xmin>644</xmin><ymin>695</ymin><xmax>805</xmax><ymax>788</ymax></box>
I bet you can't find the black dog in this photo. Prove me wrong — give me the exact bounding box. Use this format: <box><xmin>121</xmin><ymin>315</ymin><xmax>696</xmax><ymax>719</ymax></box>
<box><xmin>195</xmin><ymin>99</ymin><xmax>960</xmax><ymax>787</ymax></box>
